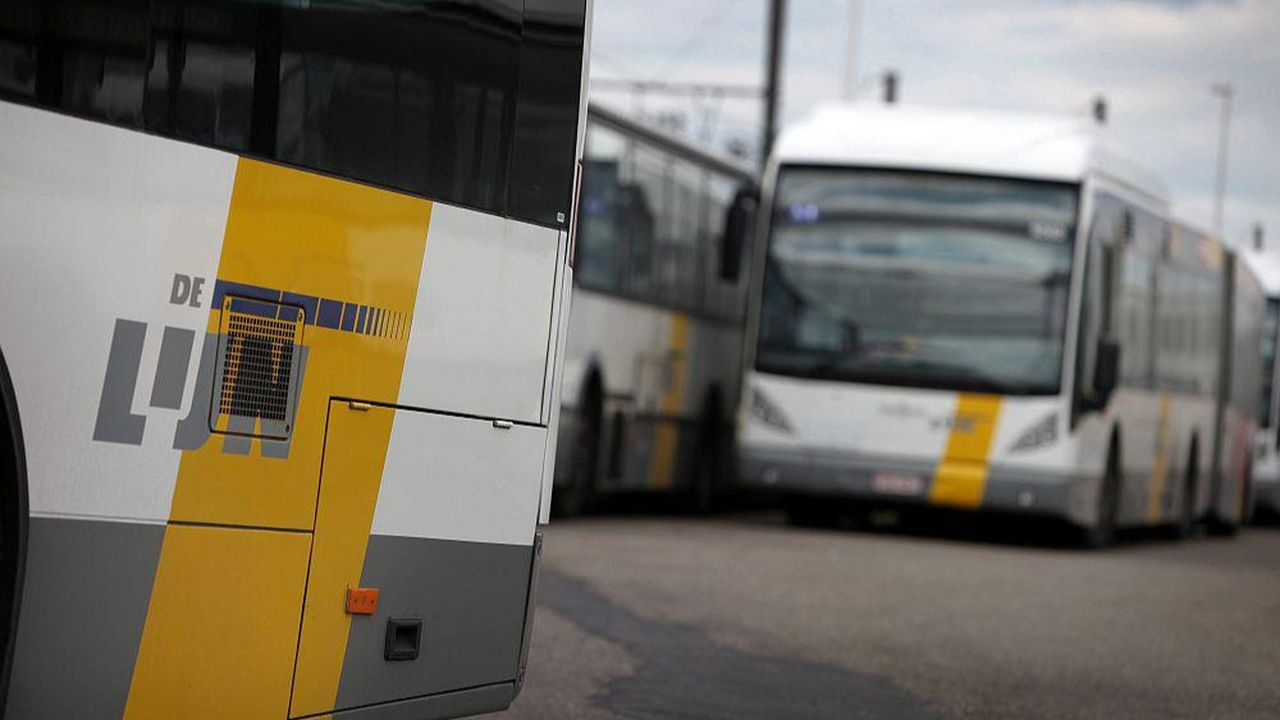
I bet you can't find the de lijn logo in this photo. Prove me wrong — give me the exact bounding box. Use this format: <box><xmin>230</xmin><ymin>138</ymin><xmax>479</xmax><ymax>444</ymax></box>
<box><xmin>92</xmin><ymin>274</ymin><xmax>307</xmax><ymax>459</ymax></box>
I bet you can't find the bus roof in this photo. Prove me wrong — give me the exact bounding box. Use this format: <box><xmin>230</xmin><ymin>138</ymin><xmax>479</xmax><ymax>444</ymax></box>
<box><xmin>773</xmin><ymin>103</ymin><xmax>1168</xmax><ymax>203</ymax></box>
<box><xmin>1238</xmin><ymin>246</ymin><xmax>1280</xmax><ymax>297</ymax></box>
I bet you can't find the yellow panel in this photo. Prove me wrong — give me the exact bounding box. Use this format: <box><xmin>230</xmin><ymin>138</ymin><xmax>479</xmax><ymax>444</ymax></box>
<box><xmin>123</xmin><ymin>525</ymin><xmax>310</xmax><ymax>720</ymax></box>
<box><xmin>127</xmin><ymin>159</ymin><xmax>434</xmax><ymax>720</ymax></box>
<box><xmin>647</xmin><ymin>313</ymin><xmax>692</xmax><ymax>490</ymax></box>
<box><xmin>171</xmin><ymin>159</ymin><xmax>432</xmax><ymax>530</ymax></box>
<box><xmin>1147</xmin><ymin>394</ymin><xmax>1173</xmax><ymax>523</ymax></box>
<box><xmin>291</xmin><ymin>401</ymin><xmax>396</xmax><ymax>718</ymax></box>
<box><xmin>929</xmin><ymin>394</ymin><xmax>1003</xmax><ymax>510</ymax></box>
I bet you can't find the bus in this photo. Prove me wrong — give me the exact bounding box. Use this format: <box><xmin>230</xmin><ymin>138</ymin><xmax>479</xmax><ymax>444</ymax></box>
<box><xmin>551</xmin><ymin>104</ymin><xmax>756</xmax><ymax>514</ymax></box>
<box><xmin>730</xmin><ymin>103</ymin><xmax>1264</xmax><ymax>546</ymax></box>
<box><xmin>1239</xmin><ymin>243</ymin><xmax>1280</xmax><ymax>520</ymax></box>
<box><xmin>0</xmin><ymin>1</ymin><xmax>591</xmax><ymax>718</ymax></box>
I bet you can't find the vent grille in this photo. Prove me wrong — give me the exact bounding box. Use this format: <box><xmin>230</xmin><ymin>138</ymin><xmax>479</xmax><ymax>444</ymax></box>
<box><xmin>211</xmin><ymin>298</ymin><xmax>304</xmax><ymax>440</ymax></box>
<box><xmin>220</xmin><ymin>314</ymin><xmax>296</xmax><ymax>422</ymax></box>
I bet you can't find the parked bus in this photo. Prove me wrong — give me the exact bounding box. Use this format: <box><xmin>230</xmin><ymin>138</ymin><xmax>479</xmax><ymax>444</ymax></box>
<box><xmin>1239</xmin><ymin>244</ymin><xmax>1280</xmax><ymax>520</ymax></box>
<box><xmin>0</xmin><ymin>0</ymin><xmax>591</xmax><ymax>717</ymax></box>
<box><xmin>552</xmin><ymin>104</ymin><xmax>756</xmax><ymax>514</ymax></box>
<box><xmin>730</xmin><ymin>103</ymin><xmax>1263</xmax><ymax>546</ymax></box>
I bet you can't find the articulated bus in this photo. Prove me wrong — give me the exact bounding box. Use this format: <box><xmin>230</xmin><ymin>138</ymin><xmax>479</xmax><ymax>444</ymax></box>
<box><xmin>1239</xmin><ymin>245</ymin><xmax>1280</xmax><ymax>519</ymax></box>
<box><xmin>0</xmin><ymin>1</ymin><xmax>591</xmax><ymax>718</ymax></box>
<box><xmin>552</xmin><ymin>104</ymin><xmax>756</xmax><ymax>514</ymax></box>
<box><xmin>732</xmin><ymin>103</ymin><xmax>1264</xmax><ymax>546</ymax></box>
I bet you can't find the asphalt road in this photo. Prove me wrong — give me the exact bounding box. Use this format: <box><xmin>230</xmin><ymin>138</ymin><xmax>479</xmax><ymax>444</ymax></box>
<box><xmin>489</xmin><ymin>513</ymin><xmax>1280</xmax><ymax>720</ymax></box>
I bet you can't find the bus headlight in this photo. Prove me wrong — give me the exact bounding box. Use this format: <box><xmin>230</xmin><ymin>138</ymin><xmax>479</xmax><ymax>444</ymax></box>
<box><xmin>1010</xmin><ymin>412</ymin><xmax>1057</xmax><ymax>452</ymax></box>
<box><xmin>749</xmin><ymin>388</ymin><xmax>793</xmax><ymax>433</ymax></box>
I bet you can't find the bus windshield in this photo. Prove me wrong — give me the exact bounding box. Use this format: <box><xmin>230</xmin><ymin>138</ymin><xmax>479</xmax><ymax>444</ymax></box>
<box><xmin>757</xmin><ymin>169</ymin><xmax>1079</xmax><ymax>395</ymax></box>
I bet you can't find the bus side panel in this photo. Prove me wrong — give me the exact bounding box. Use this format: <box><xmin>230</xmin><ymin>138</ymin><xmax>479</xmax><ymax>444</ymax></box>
<box><xmin>341</xmin><ymin>409</ymin><xmax>541</xmax><ymax>711</ymax></box>
<box><xmin>397</xmin><ymin>209</ymin><xmax>560</xmax><ymax>425</ymax></box>
<box><xmin>0</xmin><ymin>106</ymin><xmax>234</xmax><ymax>719</ymax></box>
<box><xmin>291</xmin><ymin>396</ymin><xmax>545</xmax><ymax>716</ymax></box>
<box><xmin>0</xmin><ymin>104</ymin><xmax>233</xmax><ymax>526</ymax></box>
<box><xmin>559</xmin><ymin>291</ymin><xmax>741</xmax><ymax>493</ymax></box>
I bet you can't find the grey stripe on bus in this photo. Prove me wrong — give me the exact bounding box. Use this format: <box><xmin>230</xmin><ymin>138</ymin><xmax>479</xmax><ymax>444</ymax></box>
<box><xmin>173</xmin><ymin>333</ymin><xmax>217</xmax><ymax>451</ymax></box>
<box><xmin>6</xmin><ymin>517</ymin><xmax>163</xmax><ymax>720</ymax></box>
<box><xmin>334</xmin><ymin>536</ymin><xmax>534</xmax><ymax>713</ymax></box>
<box><xmin>149</xmin><ymin>326</ymin><xmax>195</xmax><ymax>411</ymax></box>
<box><xmin>93</xmin><ymin>319</ymin><xmax>148</xmax><ymax>445</ymax></box>
<box><xmin>321</xmin><ymin>682</ymin><xmax>515</xmax><ymax>720</ymax></box>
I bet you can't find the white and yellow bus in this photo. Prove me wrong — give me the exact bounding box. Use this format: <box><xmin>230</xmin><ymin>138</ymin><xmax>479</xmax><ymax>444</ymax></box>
<box><xmin>0</xmin><ymin>0</ymin><xmax>591</xmax><ymax>717</ymax></box>
<box><xmin>732</xmin><ymin>103</ymin><xmax>1264</xmax><ymax>546</ymax></box>
<box><xmin>551</xmin><ymin>104</ymin><xmax>756</xmax><ymax>514</ymax></box>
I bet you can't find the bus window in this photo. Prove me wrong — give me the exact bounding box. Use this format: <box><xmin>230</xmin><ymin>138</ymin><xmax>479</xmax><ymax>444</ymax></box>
<box><xmin>578</xmin><ymin>125</ymin><xmax>629</xmax><ymax>292</ymax></box>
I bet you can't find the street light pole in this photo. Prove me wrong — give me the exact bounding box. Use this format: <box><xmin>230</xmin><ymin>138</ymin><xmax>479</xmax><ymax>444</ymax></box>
<box><xmin>1211</xmin><ymin>82</ymin><xmax>1234</xmax><ymax>238</ymax></box>
<box><xmin>762</xmin><ymin>0</ymin><xmax>787</xmax><ymax>165</ymax></box>
<box><xmin>841</xmin><ymin>0</ymin><xmax>863</xmax><ymax>101</ymax></box>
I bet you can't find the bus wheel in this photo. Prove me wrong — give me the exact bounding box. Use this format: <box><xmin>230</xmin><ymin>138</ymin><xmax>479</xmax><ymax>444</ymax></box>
<box><xmin>1079</xmin><ymin>451</ymin><xmax>1120</xmax><ymax>549</ymax></box>
<box><xmin>689</xmin><ymin>398</ymin><xmax>724</xmax><ymax>514</ymax></box>
<box><xmin>0</xmin><ymin>351</ymin><xmax>27</xmax><ymax>711</ymax></box>
<box><xmin>552</xmin><ymin>386</ymin><xmax>602</xmax><ymax>517</ymax></box>
<box><xmin>785</xmin><ymin>498</ymin><xmax>840</xmax><ymax>529</ymax></box>
<box><xmin>1166</xmin><ymin>444</ymin><xmax>1197</xmax><ymax>541</ymax></box>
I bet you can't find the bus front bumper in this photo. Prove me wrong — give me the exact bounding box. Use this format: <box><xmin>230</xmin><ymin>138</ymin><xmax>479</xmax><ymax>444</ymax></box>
<box><xmin>738</xmin><ymin>446</ymin><xmax>1097</xmax><ymax>527</ymax></box>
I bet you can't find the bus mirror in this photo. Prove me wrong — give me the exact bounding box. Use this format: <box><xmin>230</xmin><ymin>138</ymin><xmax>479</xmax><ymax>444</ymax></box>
<box><xmin>1092</xmin><ymin>336</ymin><xmax>1120</xmax><ymax>406</ymax></box>
<box><xmin>721</xmin><ymin>185</ymin><xmax>759</xmax><ymax>282</ymax></box>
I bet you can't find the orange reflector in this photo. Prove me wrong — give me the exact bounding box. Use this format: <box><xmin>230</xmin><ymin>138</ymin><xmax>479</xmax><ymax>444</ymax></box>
<box><xmin>346</xmin><ymin>587</ymin><xmax>380</xmax><ymax>615</ymax></box>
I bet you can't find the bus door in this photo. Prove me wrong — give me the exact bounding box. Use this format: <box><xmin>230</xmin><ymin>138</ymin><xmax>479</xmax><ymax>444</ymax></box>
<box><xmin>290</xmin><ymin>402</ymin><xmax>545</xmax><ymax>718</ymax></box>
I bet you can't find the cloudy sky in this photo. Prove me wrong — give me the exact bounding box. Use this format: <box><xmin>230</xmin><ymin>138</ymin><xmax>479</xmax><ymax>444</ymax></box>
<box><xmin>588</xmin><ymin>0</ymin><xmax>1278</xmax><ymax>252</ymax></box>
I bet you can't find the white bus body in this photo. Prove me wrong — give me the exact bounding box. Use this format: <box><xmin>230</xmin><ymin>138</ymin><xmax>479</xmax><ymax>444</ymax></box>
<box><xmin>0</xmin><ymin>1</ymin><xmax>592</xmax><ymax>717</ymax></box>
<box><xmin>552</xmin><ymin>105</ymin><xmax>756</xmax><ymax>513</ymax></box>
<box><xmin>1238</xmin><ymin>247</ymin><xmax>1280</xmax><ymax>518</ymax></box>
<box><xmin>735</xmin><ymin>104</ymin><xmax>1263</xmax><ymax>543</ymax></box>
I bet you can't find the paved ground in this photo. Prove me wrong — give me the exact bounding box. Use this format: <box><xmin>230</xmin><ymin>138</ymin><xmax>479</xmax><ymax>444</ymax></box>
<box><xmin>488</xmin><ymin>512</ymin><xmax>1280</xmax><ymax>720</ymax></box>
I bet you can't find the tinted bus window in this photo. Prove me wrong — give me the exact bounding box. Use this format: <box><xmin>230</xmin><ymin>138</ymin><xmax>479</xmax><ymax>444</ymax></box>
<box><xmin>0</xmin><ymin>0</ymin><xmax>586</xmax><ymax>228</ymax></box>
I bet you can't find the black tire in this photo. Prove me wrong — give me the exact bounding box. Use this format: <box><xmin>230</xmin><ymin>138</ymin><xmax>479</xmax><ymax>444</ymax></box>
<box><xmin>0</xmin><ymin>349</ymin><xmax>28</xmax><ymax>716</ymax></box>
<box><xmin>785</xmin><ymin>498</ymin><xmax>841</xmax><ymax>529</ymax></box>
<box><xmin>1079</xmin><ymin>447</ymin><xmax>1121</xmax><ymax>549</ymax></box>
<box><xmin>1166</xmin><ymin>444</ymin><xmax>1197</xmax><ymax>541</ymax></box>
<box><xmin>551</xmin><ymin>386</ymin><xmax>602</xmax><ymax>517</ymax></box>
<box><xmin>689</xmin><ymin>398</ymin><xmax>724</xmax><ymax>514</ymax></box>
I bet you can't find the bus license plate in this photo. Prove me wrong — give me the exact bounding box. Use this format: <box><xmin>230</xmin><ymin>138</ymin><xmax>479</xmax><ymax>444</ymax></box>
<box><xmin>872</xmin><ymin>472</ymin><xmax>924</xmax><ymax>497</ymax></box>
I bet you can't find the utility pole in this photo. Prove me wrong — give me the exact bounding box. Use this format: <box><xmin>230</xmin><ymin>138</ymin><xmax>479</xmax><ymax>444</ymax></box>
<box><xmin>883</xmin><ymin>70</ymin><xmax>898</xmax><ymax>104</ymax></box>
<box><xmin>1211</xmin><ymin>82</ymin><xmax>1234</xmax><ymax>237</ymax></box>
<box><xmin>841</xmin><ymin>0</ymin><xmax>863</xmax><ymax>101</ymax></box>
<box><xmin>762</xmin><ymin>0</ymin><xmax>787</xmax><ymax>164</ymax></box>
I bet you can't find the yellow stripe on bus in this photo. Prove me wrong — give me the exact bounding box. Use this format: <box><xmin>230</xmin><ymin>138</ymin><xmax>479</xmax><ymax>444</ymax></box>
<box><xmin>647</xmin><ymin>313</ymin><xmax>691</xmax><ymax>490</ymax></box>
<box><xmin>122</xmin><ymin>525</ymin><xmax>310</xmax><ymax>720</ymax></box>
<box><xmin>124</xmin><ymin>159</ymin><xmax>432</xmax><ymax>720</ymax></box>
<box><xmin>1148</xmin><ymin>393</ymin><xmax>1173</xmax><ymax>523</ymax></box>
<box><xmin>929</xmin><ymin>394</ymin><xmax>1003</xmax><ymax>510</ymax></box>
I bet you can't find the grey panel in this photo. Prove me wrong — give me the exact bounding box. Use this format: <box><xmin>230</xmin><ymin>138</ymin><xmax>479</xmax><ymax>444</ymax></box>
<box><xmin>327</xmin><ymin>683</ymin><xmax>515</xmax><ymax>720</ymax></box>
<box><xmin>149</xmin><ymin>326</ymin><xmax>195</xmax><ymax>410</ymax></box>
<box><xmin>93</xmin><ymin>319</ymin><xmax>148</xmax><ymax>445</ymax></box>
<box><xmin>335</xmin><ymin>537</ymin><xmax>533</xmax><ymax>712</ymax></box>
<box><xmin>6</xmin><ymin>517</ymin><xmax>164</xmax><ymax>719</ymax></box>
